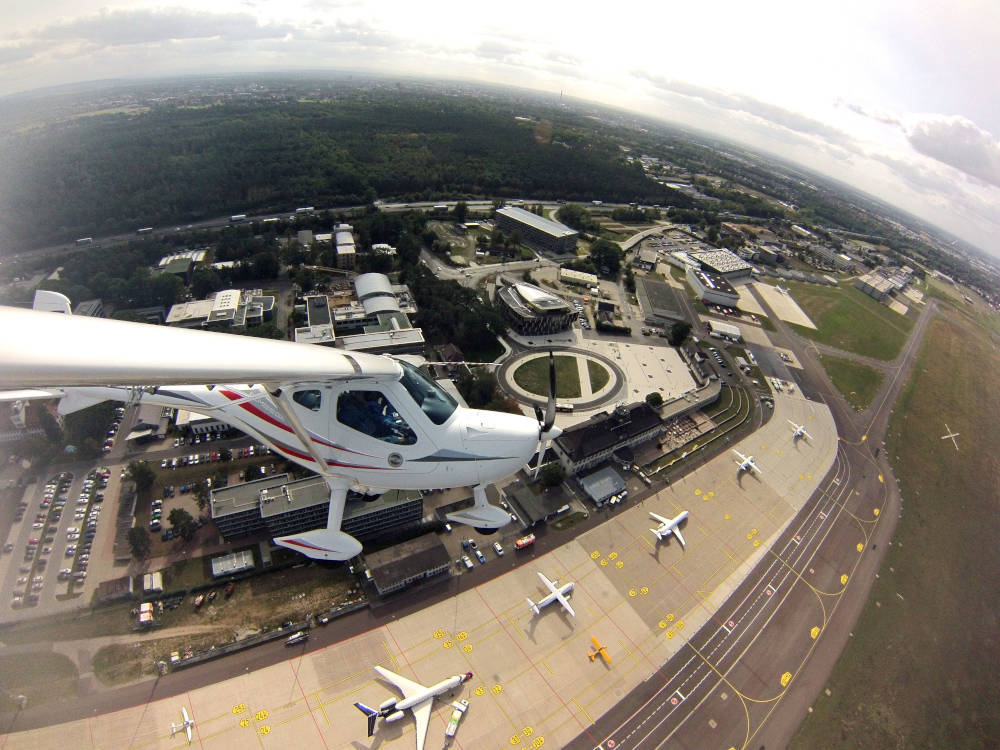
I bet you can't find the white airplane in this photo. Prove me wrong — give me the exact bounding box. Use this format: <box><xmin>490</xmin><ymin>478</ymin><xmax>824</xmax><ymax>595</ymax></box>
<box><xmin>355</xmin><ymin>666</ymin><xmax>472</xmax><ymax>750</ymax></box>
<box><xmin>733</xmin><ymin>449</ymin><xmax>763</xmax><ymax>476</ymax></box>
<box><xmin>527</xmin><ymin>571</ymin><xmax>575</xmax><ymax>617</ymax></box>
<box><xmin>169</xmin><ymin>706</ymin><xmax>195</xmax><ymax>744</ymax></box>
<box><xmin>0</xmin><ymin>294</ymin><xmax>561</xmax><ymax>561</ymax></box>
<box><xmin>649</xmin><ymin>510</ymin><xmax>689</xmax><ymax>547</ymax></box>
<box><xmin>788</xmin><ymin>420</ymin><xmax>812</xmax><ymax>441</ymax></box>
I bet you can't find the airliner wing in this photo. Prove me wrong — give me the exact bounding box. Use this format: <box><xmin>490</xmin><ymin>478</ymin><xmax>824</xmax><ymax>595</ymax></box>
<box><xmin>673</xmin><ymin>526</ymin><xmax>686</xmax><ymax>548</ymax></box>
<box><xmin>555</xmin><ymin>591</ymin><xmax>576</xmax><ymax>618</ymax></box>
<box><xmin>537</xmin><ymin>571</ymin><xmax>555</xmax><ymax>590</ymax></box>
<box><xmin>374</xmin><ymin>665</ymin><xmax>426</xmax><ymax>701</ymax></box>
<box><xmin>649</xmin><ymin>512</ymin><xmax>669</xmax><ymax>525</ymax></box>
<box><xmin>411</xmin><ymin>699</ymin><xmax>432</xmax><ymax>750</ymax></box>
<box><xmin>185</xmin><ymin>725</ymin><xmax>192</xmax><ymax>744</ymax></box>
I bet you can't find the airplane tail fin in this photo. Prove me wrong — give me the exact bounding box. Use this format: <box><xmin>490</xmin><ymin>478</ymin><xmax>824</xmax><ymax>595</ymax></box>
<box><xmin>526</xmin><ymin>598</ymin><xmax>540</xmax><ymax>616</ymax></box>
<box><xmin>354</xmin><ymin>702</ymin><xmax>378</xmax><ymax>737</ymax></box>
<box><xmin>650</xmin><ymin>528</ymin><xmax>664</xmax><ymax>541</ymax></box>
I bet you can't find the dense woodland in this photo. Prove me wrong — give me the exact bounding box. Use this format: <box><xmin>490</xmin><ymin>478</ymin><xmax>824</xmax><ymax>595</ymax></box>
<box><xmin>0</xmin><ymin>89</ymin><xmax>688</xmax><ymax>251</ymax></box>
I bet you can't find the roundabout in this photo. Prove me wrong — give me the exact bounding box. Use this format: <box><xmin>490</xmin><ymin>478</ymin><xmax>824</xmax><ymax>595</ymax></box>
<box><xmin>498</xmin><ymin>347</ymin><xmax>625</xmax><ymax>412</ymax></box>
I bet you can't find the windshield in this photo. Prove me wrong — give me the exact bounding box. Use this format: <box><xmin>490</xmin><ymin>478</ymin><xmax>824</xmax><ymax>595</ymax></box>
<box><xmin>398</xmin><ymin>360</ymin><xmax>458</xmax><ymax>425</ymax></box>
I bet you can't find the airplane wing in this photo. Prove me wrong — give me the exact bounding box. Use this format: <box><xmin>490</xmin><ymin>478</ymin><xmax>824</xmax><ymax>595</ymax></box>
<box><xmin>0</xmin><ymin>305</ymin><xmax>400</xmax><ymax>389</ymax></box>
<box><xmin>649</xmin><ymin>512</ymin><xmax>669</xmax><ymax>525</ymax></box>
<box><xmin>673</xmin><ymin>526</ymin><xmax>686</xmax><ymax>548</ymax></box>
<box><xmin>537</xmin><ymin>571</ymin><xmax>555</xmax><ymax>590</ymax></box>
<box><xmin>411</xmin><ymin>699</ymin><xmax>432</xmax><ymax>750</ymax></box>
<box><xmin>185</xmin><ymin>725</ymin><xmax>192</xmax><ymax>744</ymax></box>
<box><xmin>374</xmin><ymin>665</ymin><xmax>427</xmax><ymax>702</ymax></box>
<box><xmin>555</xmin><ymin>590</ymin><xmax>576</xmax><ymax>618</ymax></box>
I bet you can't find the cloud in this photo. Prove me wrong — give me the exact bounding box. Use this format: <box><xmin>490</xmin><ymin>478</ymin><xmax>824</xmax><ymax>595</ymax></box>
<box><xmin>0</xmin><ymin>42</ymin><xmax>39</xmax><ymax>66</ymax></box>
<box><xmin>35</xmin><ymin>8</ymin><xmax>294</xmax><ymax>46</ymax></box>
<box><xmin>474</xmin><ymin>40</ymin><xmax>520</xmax><ymax>63</ymax></box>
<box><xmin>837</xmin><ymin>99</ymin><xmax>901</xmax><ymax>127</ymax></box>
<box><xmin>905</xmin><ymin>114</ymin><xmax>1000</xmax><ymax>188</ymax></box>
<box><xmin>634</xmin><ymin>71</ymin><xmax>854</xmax><ymax>146</ymax></box>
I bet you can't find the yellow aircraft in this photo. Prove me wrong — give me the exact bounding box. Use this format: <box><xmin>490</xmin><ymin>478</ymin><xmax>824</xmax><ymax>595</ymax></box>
<box><xmin>588</xmin><ymin>636</ymin><xmax>611</xmax><ymax>664</ymax></box>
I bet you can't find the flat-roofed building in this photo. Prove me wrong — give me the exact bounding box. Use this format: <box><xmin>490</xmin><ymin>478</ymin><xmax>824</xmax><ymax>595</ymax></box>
<box><xmin>559</xmin><ymin>267</ymin><xmax>599</xmax><ymax>287</ymax></box>
<box><xmin>706</xmin><ymin>320</ymin><xmax>742</xmax><ymax>342</ymax></box>
<box><xmin>363</xmin><ymin>533</ymin><xmax>452</xmax><ymax>596</ymax></box>
<box><xmin>690</xmin><ymin>249</ymin><xmax>754</xmax><ymax>284</ymax></box>
<box><xmin>633</xmin><ymin>246</ymin><xmax>659</xmax><ymax>271</ymax></box>
<box><xmin>166</xmin><ymin>289</ymin><xmax>274</xmax><ymax>329</ymax></box>
<box><xmin>496</xmin><ymin>281</ymin><xmax>575</xmax><ymax>335</ymax></box>
<box><xmin>210</xmin><ymin>474</ymin><xmax>424</xmax><ymax>544</ymax></box>
<box><xmin>855</xmin><ymin>272</ymin><xmax>895</xmax><ymax>301</ymax></box>
<box><xmin>495</xmin><ymin>206</ymin><xmax>578</xmax><ymax>255</ymax></box>
<box><xmin>579</xmin><ymin>466</ymin><xmax>627</xmax><ymax>506</ymax></box>
<box><xmin>335</xmin><ymin>223</ymin><xmax>357</xmax><ymax>269</ymax></box>
<box><xmin>294</xmin><ymin>295</ymin><xmax>337</xmax><ymax>346</ymax></box>
<box><xmin>74</xmin><ymin>299</ymin><xmax>104</xmax><ymax>317</ymax></box>
<box><xmin>635</xmin><ymin>276</ymin><xmax>687</xmax><ymax>325</ymax></box>
<box><xmin>687</xmin><ymin>267</ymin><xmax>740</xmax><ymax>307</ymax></box>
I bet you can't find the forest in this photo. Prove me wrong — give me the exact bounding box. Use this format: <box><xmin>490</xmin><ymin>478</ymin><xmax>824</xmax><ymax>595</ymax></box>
<box><xmin>0</xmin><ymin>89</ymin><xmax>687</xmax><ymax>251</ymax></box>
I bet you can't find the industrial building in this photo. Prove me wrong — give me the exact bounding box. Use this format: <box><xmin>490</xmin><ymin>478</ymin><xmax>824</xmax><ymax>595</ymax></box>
<box><xmin>166</xmin><ymin>288</ymin><xmax>275</xmax><ymax>329</ymax></box>
<box><xmin>687</xmin><ymin>266</ymin><xmax>740</xmax><ymax>308</ymax></box>
<box><xmin>689</xmin><ymin>249</ymin><xmax>754</xmax><ymax>284</ymax></box>
<box><xmin>632</xmin><ymin>246</ymin><xmax>659</xmax><ymax>271</ymax></box>
<box><xmin>294</xmin><ymin>273</ymin><xmax>424</xmax><ymax>354</ymax></box>
<box><xmin>210</xmin><ymin>474</ymin><xmax>424</xmax><ymax>544</ymax></box>
<box><xmin>494</xmin><ymin>206</ymin><xmax>578</xmax><ymax>255</ymax></box>
<box><xmin>706</xmin><ymin>320</ymin><xmax>742</xmax><ymax>342</ymax></box>
<box><xmin>552</xmin><ymin>403</ymin><xmax>663</xmax><ymax>475</ymax></box>
<box><xmin>635</xmin><ymin>277</ymin><xmax>687</xmax><ymax>326</ymax></box>
<box><xmin>335</xmin><ymin>223</ymin><xmax>357</xmax><ymax>269</ymax></box>
<box><xmin>495</xmin><ymin>281</ymin><xmax>575</xmax><ymax>335</ymax></box>
<box><xmin>578</xmin><ymin>466</ymin><xmax>627</xmax><ymax>506</ymax></box>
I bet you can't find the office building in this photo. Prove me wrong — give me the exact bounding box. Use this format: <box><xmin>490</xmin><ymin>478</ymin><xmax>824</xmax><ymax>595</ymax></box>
<box><xmin>494</xmin><ymin>207</ymin><xmax>578</xmax><ymax>255</ymax></box>
<box><xmin>495</xmin><ymin>281</ymin><xmax>575</xmax><ymax>335</ymax></box>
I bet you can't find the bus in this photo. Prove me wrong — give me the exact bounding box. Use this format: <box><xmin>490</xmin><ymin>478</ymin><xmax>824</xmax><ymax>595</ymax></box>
<box><xmin>229</xmin><ymin>214</ymin><xmax>248</xmax><ymax>223</ymax></box>
<box><xmin>294</xmin><ymin>206</ymin><xmax>315</xmax><ymax>214</ymax></box>
<box><xmin>555</xmin><ymin>403</ymin><xmax>574</xmax><ymax>413</ymax></box>
<box><xmin>515</xmin><ymin>534</ymin><xmax>536</xmax><ymax>550</ymax></box>
<box><xmin>136</xmin><ymin>227</ymin><xmax>153</xmax><ymax>235</ymax></box>
<box><xmin>75</xmin><ymin>237</ymin><xmax>93</xmax><ymax>246</ymax></box>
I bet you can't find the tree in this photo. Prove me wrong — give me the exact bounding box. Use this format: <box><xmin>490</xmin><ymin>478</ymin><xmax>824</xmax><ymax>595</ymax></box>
<box><xmin>127</xmin><ymin>527</ymin><xmax>151</xmax><ymax>559</ymax></box>
<box><xmin>668</xmin><ymin>320</ymin><xmax>693</xmax><ymax>347</ymax></box>
<box><xmin>645</xmin><ymin>392</ymin><xmax>664</xmax><ymax>408</ymax></box>
<box><xmin>127</xmin><ymin>460</ymin><xmax>155</xmax><ymax>492</ymax></box>
<box><xmin>193</xmin><ymin>481</ymin><xmax>210</xmax><ymax>512</ymax></box>
<box><xmin>168</xmin><ymin>507</ymin><xmax>198</xmax><ymax>542</ymax></box>
<box><xmin>556</xmin><ymin>204</ymin><xmax>596</xmax><ymax>232</ymax></box>
<box><xmin>589</xmin><ymin>239</ymin><xmax>623</xmax><ymax>278</ymax></box>
<box><xmin>538</xmin><ymin>463</ymin><xmax>565</xmax><ymax>487</ymax></box>
<box><xmin>452</xmin><ymin>201</ymin><xmax>468</xmax><ymax>224</ymax></box>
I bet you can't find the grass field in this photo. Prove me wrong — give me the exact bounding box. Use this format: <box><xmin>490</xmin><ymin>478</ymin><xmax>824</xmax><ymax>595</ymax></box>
<box><xmin>790</xmin><ymin>313</ymin><xmax>1000</xmax><ymax>749</ymax></box>
<box><xmin>0</xmin><ymin>652</ymin><xmax>78</xmax><ymax>712</ymax></box>
<box><xmin>818</xmin><ymin>354</ymin><xmax>884</xmax><ymax>410</ymax></box>
<box><xmin>587</xmin><ymin>359</ymin><xmax>610</xmax><ymax>392</ymax></box>
<box><xmin>512</xmin><ymin>355</ymin><xmax>581</xmax><ymax>398</ymax></box>
<box><xmin>787</xmin><ymin>281</ymin><xmax>914</xmax><ymax>360</ymax></box>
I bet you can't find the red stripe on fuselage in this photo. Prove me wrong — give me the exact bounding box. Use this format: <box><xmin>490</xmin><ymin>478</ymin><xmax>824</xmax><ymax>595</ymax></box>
<box><xmin>218</xmin><ymin>388</ymin><xmax>369</xmax><ymax>456</ymax></box>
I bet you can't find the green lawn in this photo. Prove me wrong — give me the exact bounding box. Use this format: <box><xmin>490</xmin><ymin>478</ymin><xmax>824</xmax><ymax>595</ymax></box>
<box><xmin>818</xmin><ymin>354</ymin><xmax>884</xmax><ymax>410</ymax></box>
<box><xmin>787</xmin><ymin>282</ymin><xmax>913</xmax><ymax>360</ymax></box>
<box><xmin>791</xmin><ymin>313</ymin><xmax>1000</xmax><ymax>749</ymax></box>
<box><xmin>512</xmin><ymin>355</ymin><xmax>581</xmax><ymax>398</ymax></box>
<box><xmin>588</xmin><ymin>359</ymin><xmax>610</xmax><ymax>392</ymax></box>
<box><xmin>0</xmin><ymin>652</ymin><xmax>79</xmax><ymax>711</ymax></box>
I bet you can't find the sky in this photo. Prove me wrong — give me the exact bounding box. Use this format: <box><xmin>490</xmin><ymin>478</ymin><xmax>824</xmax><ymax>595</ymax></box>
<box><xmin>2</xmin><ymin>0</ymin><xmax>999</xmax><ymax>257</ymax></box>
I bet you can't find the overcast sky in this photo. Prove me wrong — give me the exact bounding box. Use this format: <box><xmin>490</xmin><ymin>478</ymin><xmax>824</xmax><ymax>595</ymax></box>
<box><xmin>3</xmin><ymin>1</ymin><xmax>999</xmax><ymax>256</ymax></box>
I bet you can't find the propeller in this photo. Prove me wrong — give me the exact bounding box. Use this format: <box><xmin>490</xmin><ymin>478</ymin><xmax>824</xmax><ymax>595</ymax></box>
<box><xmin>530</xmin><ymin>351</ymin><xmax>562</xmax><ymax>478</ymax></box>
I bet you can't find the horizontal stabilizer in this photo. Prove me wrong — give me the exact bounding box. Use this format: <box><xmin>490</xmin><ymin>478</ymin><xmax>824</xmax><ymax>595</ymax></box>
<box><xmin>354</xmin><ymin>702</ymin><xmax>378</xmax><ymax>737</ymax></box>
<box><xmin>527</xmin><ymin>598</ymin><xmax>540</xmax><ymax>615</ymax></box>
<box><xmin>446</xmin><ymin>503</ymin><xmax>510</xmax><ymax>529</ymax></box>
<box><xmin>275</xmin><ymin>528</ymin><xmax>362</xmax><ymax>561</ymax></box>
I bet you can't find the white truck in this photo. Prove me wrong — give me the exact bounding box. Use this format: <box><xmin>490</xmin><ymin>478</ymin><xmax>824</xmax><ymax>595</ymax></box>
<box><xmin>444</xmin><ymin>699</ymin><xmax>469</xmax><ymax>738</ymax></box>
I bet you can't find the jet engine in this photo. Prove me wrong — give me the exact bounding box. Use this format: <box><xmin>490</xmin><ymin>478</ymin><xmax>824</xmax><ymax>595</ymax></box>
<box><xmin>386</xmin><ymin>710</ymin><xmax>407</xmax><ymax>723</ymax></box>
<box><xmin>379</xmin><ymin>699</ymin><xmax>397</xmax><ymax>713</ymax></box>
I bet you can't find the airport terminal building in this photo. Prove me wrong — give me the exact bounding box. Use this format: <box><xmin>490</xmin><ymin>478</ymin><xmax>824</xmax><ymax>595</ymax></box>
<box><xmin>496</xmin><ymin>281</ymin><xmax>575</xmax><ymax>335</ymax></box>
<box><xmin>494</xmin><ymin>206</ymin><xmax>578</xmax><ymax>255</ymax></box>
<box><xmin>553</xmin><ymin>403</ymin><xmax>664</xmax><ymax>475</ymax></box>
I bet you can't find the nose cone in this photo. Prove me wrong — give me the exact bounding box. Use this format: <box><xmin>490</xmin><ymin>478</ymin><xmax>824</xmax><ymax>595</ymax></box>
<box><xmin>461</xmin><ymin>408</ymin><xmax>543</xmax><ymax>473</ymax></box>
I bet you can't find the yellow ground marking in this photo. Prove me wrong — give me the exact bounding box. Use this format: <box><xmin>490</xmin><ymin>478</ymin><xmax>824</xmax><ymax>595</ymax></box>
<box><xmin>763</xmin><ymin>547</ymin><xmax>837</xmax><ymax>602</ymax></box>
<box><xmin>608</xmin><ymin>551</ymin><xmax>618</xmax><ymax>560</ymax></box>
<box><xmin>456</xmin><ymin>631</ymin><xmax>468</xmax><ymax>641</ymax></box>
<box><xmin>232</xmin><ymin>704</ymin><xmax>247</xmax><ymax>714</ymax></box>
<box><xmin>878</xmin><ymin>474</ymin><xmax>884</xmax><ymax>483</ymax></box>
<box><xmin>443</xmin><ymin>640</ymin><xmax>453</xmax><ymax>648</ymax></box>
<box><xmin>666</xmin><ymin>631</ymin><xmax>674</xmax><ymax>639</ymax></box>
<box><xmin>591</xmin><ymin>550</ymin><xmax>601</xmax><ymax>559</ymax></box>
<box><xmin>776</xmin><ymin>449</ymin><xmax>781</xmax><ymax>455</ymax></box>
<box><xmin>695</xmin><ymin>489</ymin><xmax>703</xmax><ymax>495</ymax></box>
<box><xmin>873</xmin><ymin>508</ymin><xmax>880</xmax><ymax>516</ymax></box>
<box><xmin>381</xmin><ymin>640</ymin><xmax>399</xmax><ymax>670</ymax></box>
<box><xmin>475</xmin><ymin>685</ymin><xmax>486</xmax><ymax>696</ymax></box>
<box><xmin>463</xmin><ymin>644</ymin><xmax>473</xmax><ymax>653</ymax></box>
<box><xmin>434</xmin><ymin>628</ymin><xmax>445</xmax><ymax>638</ymax></box>
<box><xmin>840</xmin><ymin>574</ymin><xmax>849</xmax><ymax>585</ymax></box>
<box><xmin>753</xmin><ymin>539</ymin><xmax>761</xmax><ymax>547</ymax></box>
<box><xmin>708</xmin><ymin>490</ymin><xmax>715</xmax><ymax>497</ymax></box>
<box><xmin>856</xmin><ymin>543</ymin><xmax>864</xmax><ymax>552</ymax></box>
<box><xmin>492</xmin><ymin>684</ymin><xmax>504</xmax><ymax>695</ymax></box>
<box><xmin>573</xmin><ymin>699</ymin><xmax>595</xmax><ymax>725</ymax></box>
<box><xmin>862</xmin><ymin>434</ymin><xmax>867</xmax><ymax>441</ymax></box>
<box><xmin>616</xmin><ymin>560</ymin><xmax>625</xmax><ymax>568</ymax></box>
<box><xmin>780</xmin><ymin>672</ymin><xmax>792</xmax><ymax>687</ymax></box>
<box><xmin>600</xmin><ymin>558</ymin><xmax>608</xmax><ymax>567</ymax></box>
<box><xmin>810</xmin><ymin>626</ymin><xmax>821</xmax><ymax>639</ymax></box>
<box><xmin>724</xmin><ymin>513</ymin><xmax>731</xmax><ymax>520</ymax></box>
<box><xmin>799</xmin><ymin>473</ymin><xmax>805</xmax><ymax>479</ymax></box>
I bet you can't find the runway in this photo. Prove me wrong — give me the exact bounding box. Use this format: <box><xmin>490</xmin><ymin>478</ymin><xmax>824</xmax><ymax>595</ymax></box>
<box><xmin>1</xmin><ymin>392</ymin><xmax>838</xmax><ymax>750</ymax></box>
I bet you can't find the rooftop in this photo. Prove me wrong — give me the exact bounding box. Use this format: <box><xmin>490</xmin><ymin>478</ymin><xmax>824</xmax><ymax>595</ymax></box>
<box><xmin>496</xmin><ymin>206</ymin><xmax>578</xmax><ymax>239</ymax></box>
<box><xmin>556</xmin><ymin>403</ymin><xmax>662</xmax><ymax>462</ymax></box>
<box><xmin>691</xmin><ymin>249</ymin><xmax>753</xmax><ymax>274</ymax></box>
